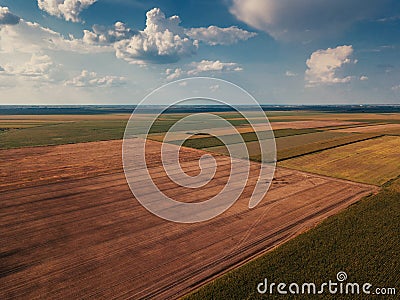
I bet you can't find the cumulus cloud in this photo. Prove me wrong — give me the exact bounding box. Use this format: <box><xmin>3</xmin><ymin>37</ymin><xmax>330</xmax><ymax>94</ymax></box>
<box><xmin>209</xmin><ymin>84</ymin><xmax>220</xmax><ymax>92</ymax></box>
<box><xmin>0</xmin><ymin>6</ymin><xmax>20</xmax><ymax>25</ymax></box>
<box><xmin>37</xmin><ymin>0</ymin><xmax>97</xmax><ymax>23</ymax></box>
<box><xmin>2</xmin><ymin>53</ymin><xmax>63</xmax><ymax>81</ymax></box>
<box><xmin>185</xmin><ymin>26</ymin><xmax>256</xmax><ymax>46</ymax></box>
<box><xmin>83</xmin><ymin>22</ymin><xmax>137</xmax><ymax>45</ymax></box>
<box><xmin>82</xmin><ymin>8</ymin><xmax>254</xmax><ymax>65</ymax></box>
<box><xmin>64</xmin><ymin>70</ymin><xmax>127</xmax><ymax>87</ymax></box>
<box><xmin>165</xmin><ymin>60</ymin><xmax>243</xmax><ymax>80</ymax></box>
<box><xmin>285</xmin><ymin>70</ymin><xmax>297</xmax><ymax>77</ymax></box>
<box><xmin>0</xmin><ymin>20</ymin><xmax>112</xmax><ymax>54</ymax></box>
<box><xmin>114</xmin><ymin>8</ymin><xmax>198</xmax><ymax>65</ymax></box>
<box><xmin>229</xmin><ymin>0</ymin><xmax>387</xmax><ymax>40</ymax></box>
<box><xmin>165</xmin><ymin>68</ymin><xmax>183</xmax><ymax>81</ymax></box>
<box><xmin>187</xmin><ymin>60</ymin><xmax>243</xmax><ymax>75</ymax></box>
<box><xmin>305</xmin><ymin>45</ymin><xmax>354</xmax><ymax>87</ymax></box>
<box><xmin>391</xmin><ymin>84</ymin><xmax>400</xmax><ymax>91</ymax></box>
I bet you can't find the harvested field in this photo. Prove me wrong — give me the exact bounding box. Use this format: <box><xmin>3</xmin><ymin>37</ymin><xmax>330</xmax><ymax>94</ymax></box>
<box><xmin>147</xmin><ymin>120</ymin><xmax>360</xmax><ymax>144</ymax></box>
<box><xmin>280</xmin><ymin>136</ymin><xmax>400</xmax><ymax>185</ymax></box>
<box><xmin>185</xmin><ymin>179</ymin><xmax>400</xmax><ymax>300</ymax></box>
<box><xmin>268</xmin><ymin>120</ymin><xmax>363</xmax><ymax>130</ymax></box>
<box><xmin>205</xmin><ymin>132</ymin><xmax>381</xmax><ymax>161</ymax></box>
<box><xmin>0</xmin><ymin>140</ymin><xmax>377</xmax><ymax>299</ymax></box>
<box><xmin>267</xmin><ymin>113</ymin><xmax>400</xmax><ymax>122</ymax></box>
<box><xmin>333</xmin><ymin>123</ymin><xmax>400</xmax><ymax>134</ymax></box>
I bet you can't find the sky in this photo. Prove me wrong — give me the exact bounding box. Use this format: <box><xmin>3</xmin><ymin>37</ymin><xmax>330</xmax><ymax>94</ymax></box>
<box><xmin>0</xmin><ymin>0</ymin><xmax>399</xmax><ymax>105</ymax></box>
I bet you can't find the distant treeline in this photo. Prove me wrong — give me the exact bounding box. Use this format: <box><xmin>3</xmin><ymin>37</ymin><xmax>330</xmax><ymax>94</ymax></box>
<box><xmin>0</xmin><ymin>105</ymin><xmax>398</xmax><ymax>115</ymax></box>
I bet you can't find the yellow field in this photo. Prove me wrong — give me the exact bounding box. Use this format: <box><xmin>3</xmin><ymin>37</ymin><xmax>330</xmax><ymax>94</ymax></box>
<box><xmin>388</xmin><ymin>177</ymin><xmax>400</xmax><ymax>193</ymax></box>
<box><xmin>334</xmin><ymin>123</ymin><xmax>400</xmax><ymax>135</ymax></box>
<box><xmin>279</xmin><ymin>136</ymin><xmax>400</xmax><ymax>185</ymax></box>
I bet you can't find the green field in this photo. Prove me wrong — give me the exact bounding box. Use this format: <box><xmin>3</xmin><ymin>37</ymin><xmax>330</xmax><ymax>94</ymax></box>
<box><xmin>0</xmin><ymin>120</ymin><xmax>128</xmax><ymax>149</ymax></box>
<box><xmin>184</xmin><ymin>178</ymin><xmax>400</xmax><ymax>300</ymax></box>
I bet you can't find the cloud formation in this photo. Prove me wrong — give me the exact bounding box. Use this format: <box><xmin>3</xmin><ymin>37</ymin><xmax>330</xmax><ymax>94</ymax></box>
<box><xmin>37</xmin><ymin>0</ymin><xmax>97</xmax><ymax>22</ymax></box>
<box><xmin>0</xmin><ymin>6</ymin><xmax>20</xmax><ymax>25</ymax></box>
<box><xmin>65</xmin><ymin>70</ymin><xmax>127</xmax><ymax>87</ymax></box>
<box><xmin>305</xmin><ymin>45</ymin><xmax>354</xmax><ymax>86</ymax></box>
<box><xmin>0</xmin><ymin>19</ymin><xmax>112</xmax><ymax>54</ymax></box>
<box><xmin>187</xmin><ymin>60</ymin><xmax>243</xmax><ymax>75</ymax></box>
<box><xmin>113</xmin><ymin>8</ymin><xmax>198</xmax><ymax>64</ymax></box>
<box><xmin>83</xmin><ymin>22</ymin><xmax>137</xmax><ymax>45</ymax></box>
<box><xmin>82</xmin><ymin>8</ymin><xmax>255</xmax><ymax>65</ymax></box>
<box><xmin>229</xmin><ymin>0</ymin><xmax>387</xmax><ymax>40</ymax></box>
<box><xmin>1</xmin><ymin>53</ymin><xmax>62</xmax><ymax>81</ymax></box>
<box><xmin>285</xmin><ymin>71</ymin><xmax>297</xmax><ymax>77</ymax></box>
<box><xmin>165</xmin><ymin>60</ymin><xmax>243</xmax><ymax>80</ymax></box>
<box><xmin>185</xmin><ymin>26</ymin><xmax>256</xmax><ymax>46</ymax></box>
<box><xmin>165</xmin><ymin>68</ymin><xmax>183</xmax><ymax>81</ymax></box>
<box><xmin>391</xmin><ymin>84</ymin><xmax>400</xmax><ymax>91</ymax></box>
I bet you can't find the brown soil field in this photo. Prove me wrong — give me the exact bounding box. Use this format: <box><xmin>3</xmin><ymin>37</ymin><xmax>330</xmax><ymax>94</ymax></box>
<box><xmin>0</xmin><ymin>140</ymin><xmax>377</xmax><ymax>299</ymax></box>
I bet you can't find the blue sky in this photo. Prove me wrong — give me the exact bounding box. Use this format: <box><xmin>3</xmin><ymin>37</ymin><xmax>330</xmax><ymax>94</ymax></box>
<box><xmin>0</xmin><ymin>0</ymin><xmax>399</xmax><ymax>105</ymax></box>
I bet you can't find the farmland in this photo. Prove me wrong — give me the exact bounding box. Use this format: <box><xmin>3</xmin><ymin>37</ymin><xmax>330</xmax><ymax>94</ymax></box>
<box><xmin>0</xmin><ymin>116</ymin><xmax>129</xmax><ymax>149</ymax></box>
<box><xmin>0</xmin><ymin>139</ymin><xmax>377</xmax><ymax>299</ymax></box>
<box><xmin>280</xmin><ymin>136</ymin><xmax>400</xmax><ymax>185</ymax></box>
<box><xmin>333</xmin><ymin>123</ymin><xmax>400</xmax><ymax>135</ymax></box>
<box><xmin>0</xmin><ymin>107</ymin><xmax>399</xmax><ymax>299</ymax></box>
<box><xmin>185</xmin><ymin>176</ymin><xmax>400</xmax><ymax>300</ymax></box>
<box><xmin>206</xmin><ymin>132</ymin><xmax>382</xmax><ymax>161</ymax></box>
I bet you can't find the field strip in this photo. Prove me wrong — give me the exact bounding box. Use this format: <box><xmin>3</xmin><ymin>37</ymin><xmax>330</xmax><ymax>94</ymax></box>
<box><xmin>332</xmin><ymin>123</ymin><xmax>400</xmax><ymax>133</ymax></box>
<box><xmin>280</xmin><ymin>135</ymin><xmax>400</xmax><ymax>186</ymax></box>
<box><xmin>276</xmin><ymin>133</ymin><xmax>383</xmax><ymax>161</ymax></box>
<box><xmin>0</xmin><ymin>139</ymin><xmax>377</xmax><ymax>299</ymax></box>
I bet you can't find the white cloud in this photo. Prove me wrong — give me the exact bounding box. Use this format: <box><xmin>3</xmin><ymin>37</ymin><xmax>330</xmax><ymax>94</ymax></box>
<box><xmin>229</xmin><ymin>0</ymin><xmax>387</xmax><ymax>40</ymax></box>
<box><xmin>209</xmin><ymin>84</ymin><xmax>220</xmax><ymax>92</ymax></box>
<box><xmin>83</xmin><ymin>22</ymin><xmax>137</xmax><ymax>45</ymax></box>
<box><xmin>187</xmin><ymin>60</ymin><xmax>243</xmax><ymax>75</ymax></box>
<box><xmin>285</xmin><ymin>70</ymin><xmax>297</xmax><ymax>77</ymax></box>
<box><xmin>305</xmin><ymin>45</ymin><xmax>354</xmax><ymax>87</ymax></box>
<box><xmin>82</xmin><ymin>8</ymin><xmax>253</xmax><ymax>65</ymax></box>
<box><xmin>64</xmin><ymin>70</ymin><xmax>127</xmax><ymax>87</ymax></box>
<box><xmin>0</xmin><ymin>20</ymin><xmax>112</xmax><ymax>54</ymax></box>
<box><xmin>165</xmin><ymin>60</ymin><xmax>243</xmax><ymax>81</ymax></box>
<box><xmin>114</xmin><ymin>8</ymin><xmax>198</xmax><ymax>65</ymax></box>
<box><xmin>360</xmin><ymin>75</ymin><xmax>368</xmax><ymax>81</ymax></box>
<box><xmin>165</xmin><ymin>68</ymin><xmax>183</xmax><ymax>81</ymax></box>
<box><xmin>0</xmin><ymin>6</ymin><xmax>20</xmax><ymax>25</ymax></box>
<box><xmin>185</xmin><ymin>26</ymin><xmax>256</xmax><ymax>46</ymax></box>
<box><xmin>37</xmin><ymin>0</ymin><xmax>97</xmax><ymax>23</ymax></box>
<box><xmin>1</xmin><ymin>53</ymin><xmax>63</xmax><ymax>81</ymax></box>
<box><xmin>391</xmin><ymin>85</ymin><xmax>400</xmax><ymax>91</ymax></box>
